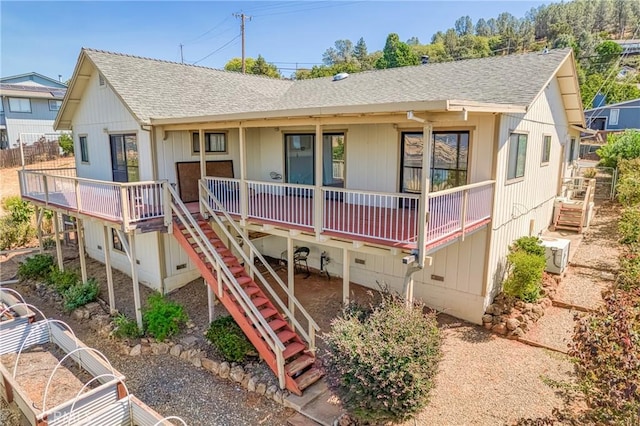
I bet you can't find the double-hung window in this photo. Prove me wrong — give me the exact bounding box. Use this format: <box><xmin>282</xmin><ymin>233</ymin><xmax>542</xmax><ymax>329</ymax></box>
<box><xmin>8</xmin><ymin>97</ymin><xmax>31</xmax><ymax>113</ymax></box>
<box><xmin>192</xmin><ymin>132</ymin><xmax>227</xmax><ymax>154</ymax></box>
<box><xmin>508</xmin><ymin>133</ymin><xmax>528</xmax><ymax>180</ymax></box>
<box><xmin>79</xmin><ymin>135</ymin><xmax>89</xmax><ymax>163</ymax></box>
<box><xmin>541</xmin><ymin>135</ymin><xmax>551</xmax><ymax>165</ymax></box>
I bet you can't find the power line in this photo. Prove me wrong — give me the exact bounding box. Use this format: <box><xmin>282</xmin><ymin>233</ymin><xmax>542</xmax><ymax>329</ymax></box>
<box><xmin>253</xmin><ymin>1</ymin><xmax>360</xmax><ymax>18</ymax></box>
<box><xmin>182</xmin><ymin>16</ymin><xmax>233</xmax><ymax>45</ymax></box>
<box><xmin>192</xmin><ymin>34</ymin><xmax>241</xmax><ymax>65</ymax></box>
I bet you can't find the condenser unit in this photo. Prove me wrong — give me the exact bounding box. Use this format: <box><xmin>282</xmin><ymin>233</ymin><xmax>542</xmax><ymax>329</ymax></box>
<box><xmin>539</xmin><ymin>237</ymin><xmax>571</xmax><ymax>274</ymax></box>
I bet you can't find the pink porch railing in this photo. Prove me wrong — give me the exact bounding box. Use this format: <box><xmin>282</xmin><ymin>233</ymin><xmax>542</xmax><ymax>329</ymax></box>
<box><xmin>203</xmin><ymin>177</ymin><xmax>241</xmax><ymax>215</ymax></box>
<box><xmin>247</xmin><ymin>180</ymin><xmax>315</xmax><ymax>228</ymax></box>
<box><xmin>19</xmin><ymin>170</ymin><xmax>167</xmax><ymax>228</ymax></box>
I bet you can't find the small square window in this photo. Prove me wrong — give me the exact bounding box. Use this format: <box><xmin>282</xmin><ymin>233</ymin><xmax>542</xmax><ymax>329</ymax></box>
<box><xmin>508</xmin><ymin>133</ymin><xmax>527</xmax><ymax>180</ymax></box>
<box><xmin>541</xmin><ymin>135</ymin><xmax>551</xmax><ymax>164</ymax></box>
<box><xmin>192</xmin><ymin>132</ymin><xmax>227</xmax><ymax>154</ymax></box>
<box><xmin>8</xmin><ymin>97</ymin><xmax>31</xmax><ymax>113</ymax></box>
<box><xmin>49</xmin><ymin>100</ymin><xmax>62</xmax><ymax>111</ymax></box>
<box><xmin>79</xmin><ymin>135</ymin><xmax>89</xmax><ymax>163</ymax></box>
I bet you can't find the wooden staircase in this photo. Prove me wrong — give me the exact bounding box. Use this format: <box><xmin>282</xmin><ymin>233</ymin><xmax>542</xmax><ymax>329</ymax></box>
<box><xmin>168</xmin><ymin>184</ymin><xmax>322</xmax><ymax>396</ymax></box>
<box><xmin>553</xmin><ymin>205</ymin><xmax>585</xmax><ymax>232</ymax></box>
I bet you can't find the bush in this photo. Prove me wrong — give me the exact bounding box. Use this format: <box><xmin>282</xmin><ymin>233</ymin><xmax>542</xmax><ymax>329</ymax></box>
<box><xmin>2</xmin><ymin>196</ymin><xmax>34</xmax><ymax>224</ymax></box>
<box><xmin>597</xmin><ymin>130</ymin><xmax>640</xmax><ymax>169</ymax></box>
<box><xmin>323</xmin><ymin>293</ymin><xmax>441</xmax><ymax>424</ymax></box>
<box><xmin>17</xmin><ymin>254</ymin><xmax>54</xmax><ymax>280</ymax></box>
<box><xmin>112</xmin><ymin>314</ymin><xmax>142</xmax><ymax>339</ymax></box>
<box><xmin>582</xmin><ymin>168</ymin><xmax>597</xmax><ymax>179</ymax></box>
<box><xmin>569</xmin><ymin>288</ymin><xmax>640</xmax><ymax>423</ymax></box>
<box><xmin>62</xmin><ymin>278</ymin><xmax>100</xmax><ymax>312</ymax></box>
<box><xmin>619</xmin><ymin>208</ymin><xmax>640</xmax><ymax>245</ymax></box>
<box><xmin>58</xmin><ymin>134</ymin><xmax>74</xmax><ymax>156</ymax></box>
<box><xmin>617</xmin><ymin>175</ymin><xmax>640</xmax><ymax>207</ymax></box>
<box><xmin>0</xmin><ymin>216</ymin><xmax>35</xmax><ymax>250</ymax></box>
<box><xmin>46</xmin><ymin>267</ymin><xmax>80</xmax><ymax>293</ymax></box>
<box><xmin>503</xmin><ymin>250</ymin><xmax>546</xmax><ymax>302</ymax></box>
<box><xmin>618</xmin><ymin>248</ymin><xmax>640</xmax><ymax>291</ymax></box>
<box><xmin>205</xmin><ymin>316</ymin><xmax>254</xmax><ymax>362</ymax></box>
<box><xmin>511</xmin><ymin>236</ymin><xmax>546</xmax><ymax>258</ymax></box>
<box><xmin>142</xmin><ymin>293</ymin><xmax>188</xmax><ymax>341</ymax></box>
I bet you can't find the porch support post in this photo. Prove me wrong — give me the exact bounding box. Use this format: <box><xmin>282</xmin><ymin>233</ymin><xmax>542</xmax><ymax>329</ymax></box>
<box><xmin>129</xmin><ymin>231</ymin><xmax>143</xmax><ymax>329</ymax></box>
<box><xmin>342</xmin><ymin>248</ymin><xmax>350</xmax><ymax>306</ymax></box>
<box><xmin>207</xmin><ymin>281</ymin><xmax>215</xmax><ymax>323</ymax></box>
<box><xmin>77</xmin><ymin>218</ymin><xmax>88</xmax><ymax>283</ymax></box>
<box><xmin>314</xmin><ymin>123</ymin><xmax>323</xmax><ymax>238</ymax></box>
<box><xmin>53</xmin><ymin>211</ymin><xmax>64</xmax><ymax>271</ymax></box>
<box><xmin>35</xmin><ymin>206</ymin><xmax>44</xmax><ymax>254</ymax></box>
<box><xmin>239</xmin><ymin>125</ymin><xmax>248</xmax><ymax>225</ymax></box>
<box><xmin>199</xmin><ymin>128</ymin><xmax>206</xmax><ymax>216</ymax></box>
<box><xmin>287</xmin><ymin>236</ymin><xmax>295</xmax><ymax>320</ymax></box>
<box><xmin>417</xmin><ymin>123</ymin><xmax>433</xmax><ymax>268</ymax></box>
<box><xmin>102</xmin><ymin>226</ymin><xmax>116</xmax><ymax>315</ymax></box>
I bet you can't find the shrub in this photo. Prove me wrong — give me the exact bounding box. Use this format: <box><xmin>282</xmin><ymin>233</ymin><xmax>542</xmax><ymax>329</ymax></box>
<box><xmin>597</xmin><ymin>130</ymin><xmax>640</xmax><ymax>169</ymax></box>
<box><xmin>2</xmin><ymin>196</ymin><xmax>34</xmax><ymax>224</ymax></box>
<box><xmin>142</xmin><ymin>293</ymin><xmax>188</xmax><ymax>341</ymax></box>
<box><xmin>511</xmin><ymin>236</ymin><xmax>546</xmax><ymax>258</ymax></box>
<box><xmin>46</xmin><ymin>267</ymin><xmax>80</xmax><ymax>293</ymax></box>
<box><xmin>503</xmin><ymin>250</ymin><xmax>546</xmax><ymax>302</ymax></box>
<box><xmin>58</xmin><ymin>134</ymin><xmax>74</xmax><ymax>156</ymax></box>
<box><xmin>205</xmin><ymin>316</ymin><xmax>254</xmax><ymax>362</ymax></box>
<box><xmin>0</xmin><ymin>216</ymin><xmax>35</xmax><ymax>250</ymax></box>
<box><xmin>17</xmin><ymin>254</ymin><xmax>54</xmax><ymax>280</ymax></box>
<box><xmin>619</xmin><ymin>208</ymin><xmax>640</xmax><ymax>245</ymax></box>
<box><xmin>617</xmin><ymin>175</ymin><xmax>640</xmax><ymax>207</ymax></box>
<box><xmin>582</xmin><ymin>168</ymin><xmax>597</xmax><ymax>179</ymax></box>
<box><xmin>617</xmin><ymin>158</ymin><xmax>640</xmax><ymax>178</ymax></box>
<box><xmin>569</xmin><ymin>288</ymin><xmax>640</xmax><ymax>423</ymax></box>
<box><xmin>323</xmin><ymin>293</ymin><xmax>441</xmax><ymax>424</ymax></box>
<box><xmin>62</xmin><ymin>278</ymin><xmax>100</xmax><ymax>312</ymax></box>
<box><xmin>112</xmin><ymin>314</ymin><xmax>142</xmax><ymax>339</ymax></box>
<box><xmin>618</xmin><ymin>248</ymin><xmax>640</xmax><ymax>291</ymax></box>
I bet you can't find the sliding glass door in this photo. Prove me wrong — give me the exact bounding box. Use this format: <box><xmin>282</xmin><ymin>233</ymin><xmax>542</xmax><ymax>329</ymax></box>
<box><xmin>110</xmin><ymin>134</ymin><xmax>139</xmax><ymax>183</ymax></box>
<box><xmin>285</xmin><ymin>133</ymin><xmax>346</xmax><ymax>187</ymax></box>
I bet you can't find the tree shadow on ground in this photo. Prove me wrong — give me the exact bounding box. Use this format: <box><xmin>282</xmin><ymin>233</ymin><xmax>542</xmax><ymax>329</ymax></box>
<box><xmin>437</xmin><ymin>313</ymin><xmax>494</xmax><ymax>343</ymax></box>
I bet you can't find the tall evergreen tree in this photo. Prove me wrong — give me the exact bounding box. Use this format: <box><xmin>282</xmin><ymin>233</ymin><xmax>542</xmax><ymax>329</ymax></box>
<box><xmin>376</xmin><ymin>33</ymin><xmax>420</xmax><ymax>69</ymax></box>
<box><xmin>475</xmin><ymin>18</ymin><xmax>491</xmax><ymax>37</ymax></box>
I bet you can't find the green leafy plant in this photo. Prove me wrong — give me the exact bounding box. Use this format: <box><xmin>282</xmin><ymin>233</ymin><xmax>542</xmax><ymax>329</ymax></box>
<box><xmin>503</xmin><ymin>250</ymin><xmax>546</xmax><ymax>302</ymax></box>
<box><xmin>142</xmin><ymin>293</ymin><xmax>188</xmax><ymax>341</ymax></box>
<box><xmin>619</xmin><ymin>208</ymin><xmax>640</xmax><ymax>245</ymax></box>
<box><xmin>0</xmin><ymin>217</ymin><xmax>35</xmax><ymax>250</ymax></box>
<box><xmin>2</xmin><ymin>196</ymin><xmax>34</xmax><ymax>224</ymax></box>
<box><xmin>112</xmin><ymin>314</ymin><xmax>142</xmax><ymax>339</ymax></box>
<box><xmin>58</xmin><ymin>134</ymin><xmax>74</xmax><ymax>156</ymax></box>
<box><xmin>323</xmin><ymin>292</ymin><xmax>441</xmax><ymax>424</ymax></box>
<box><xmin>62</xmin><ymin>278</ymin><xmax>100</xmax><ymax>312</ymax></box>
<box><xmin>17</xmin><ymin>254</ymin><xmax>54</xmax><ymax>280</ymax></box>
<box><xmin>597</xmin><ymin>130</ymin><xmax>640</xmax><ymax>169</ymax></box>
<box><xmin>46</xmin><ymin>267</ymin><xmax>80</xmax><ymax>293</ymax></box>
<box><xmin>511</xmin><ymin>236</ymin><xmax>546</xmax><ymax>258</ymax></box>
<box><xmin>205</xmin><ymin>316</ymin><xmax>254</xmax><ymax>362</ymax></box>
<box><xmin>582</xmin><ymin>168</ymin><xmax>597</xmax><ymax>179</ymax></box>
<box><xmin>618</xmin><ymin>248</ymin><xmax>640</xmax><ymax>291</ymax></box>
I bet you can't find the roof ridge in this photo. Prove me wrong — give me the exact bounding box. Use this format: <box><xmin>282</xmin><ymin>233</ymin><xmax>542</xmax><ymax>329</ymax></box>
<box><xmin>82</xmin><ymin>48</ymin><xmax>290</xmax><ymax>82</ymax></box>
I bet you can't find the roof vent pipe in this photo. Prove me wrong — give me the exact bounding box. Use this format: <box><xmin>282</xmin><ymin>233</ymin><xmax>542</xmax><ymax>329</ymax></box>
<box><xmin>332</xmin><ymin>72</ymin><xmax>349</xmax><ymax>81</ymax></box>
<box><xmin>421</xmin><ymin>55</ymin><xmax>430</xmax><ymax>65</ymax></box>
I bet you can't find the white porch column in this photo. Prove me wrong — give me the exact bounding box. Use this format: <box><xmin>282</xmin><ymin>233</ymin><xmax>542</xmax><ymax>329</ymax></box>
<box><xmin>417</xmin><ymin>123</ymin><xmax>433</xmax><ymax>268</ymax></box>
<box><xmin>314</xmin><ymin>123</ymin><xmax>323</xmax><ymax>237</ymax></box>
<box><xmin>129</xmin><ymin>231</ymin><xmax>143</xmax><ymax>329</ymax></box>
<box><xmin>342</xmin><ymin>248</ymin><xmax>350</xmax><ymax>306</ymax></box>
<box><xmin>287</xmin><ymin>236</ymin><xmax>295</xmax><ymax>319</ymax></box>
<box><xmin>77</xmin><ymin>218</ymin><xmax>88</xmax><ymax>283</ymax></box>
<box><xmin>102</xmin><ymin>226</ymin><xmax>116</xmax><ymax>315</ymax></box>
<box><xmin>239</xmin><ymin>125</ymin><xmax>248</xmax><ymax>225</ymax></box>
<box><xmin>53</xmin><ymin>211</ymin><xmax>64</xmax><ymax>271</ymax></box>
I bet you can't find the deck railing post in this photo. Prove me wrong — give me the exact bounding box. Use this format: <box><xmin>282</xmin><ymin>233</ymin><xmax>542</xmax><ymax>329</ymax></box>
<box><xmin>239</xmin><ymin>125</ymin><xmax>248</xmax><ymax>225</ymax></box>
<box><xmin>314</xmin><ymin>123</ymin><xmax>323</xmax><ymax>238</ymax></box>
<box><xmin>163</xmin><ymin>182</ymin><xmax>172</xmax><ymax>230</ymax></box>
<box><xmin>417</xmin><ymin>123</ymin><xmax>433</xmax><ymax>267</ymax></box>
<box><xmin>460</xmin><ymin>189</ymin><xmax>469</xmax><ymax>241</ymax></box>
<box><xmin>43</xmin><ymin>174</ymin><xmax>49</xmax><ymax>205</ymax></box>
<box><xmin>120</xmin><ymin>186</ymin><xmax>130</xmax><ymax>230</ymax></box>
<box><xmin>75</xmin><ymin>179</ymin><xmax>82</xmax><ymax>213</ymax></box>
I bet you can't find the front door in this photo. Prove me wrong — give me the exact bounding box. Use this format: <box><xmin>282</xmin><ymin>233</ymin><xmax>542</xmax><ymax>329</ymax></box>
<box><xmin>110</xmin><ymin>134</ymin><xmax>139</xmax><ymax>183</ymax></box>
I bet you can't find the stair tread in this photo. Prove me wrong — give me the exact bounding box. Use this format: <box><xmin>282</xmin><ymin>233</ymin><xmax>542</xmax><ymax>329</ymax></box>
<box><xmin>236</xmin><ymin>276</ymin><xmax>252</xmax><ymax>285</ymax></box>
<box><xmin>283</xmin><ymin>342</ymin><xmax>306</xmax><ymax>359</ymax></box>
<box><xmin>277</xmin><ymin>330</ymin><xmax>297</xmax><ymax>343</ymax></box>
<box><xmin>259</xmin><ymin>307</ymin><xmax>278</xmax><ymax>319</ymax></box>
<box><xmin>244</xmin><ymin>286</ymin><xmax>261</xmax><ymax>296</ymax></box>
<box><xmin>285</xmin><ymin>354</ymin><xmax>316</xmax><ymax>376</ymax></box>
<box><xmin>251</xmin><ymin>297</ymin><xmax>270</xmax><ymax>308</ymax></box>
<box><xmin>294</xmin><ymin>367</ymin><xmax>324</xmax><ymax>391</ymax></box>
<box><xmin>229</xmin><ymin>266</ymin><xmax>245</xmax><ymax>274</ymax></box>
<box><xmin>268</xmin><ymin>319</ymin><xmax>288</xmax><ymax>331</ymax></box>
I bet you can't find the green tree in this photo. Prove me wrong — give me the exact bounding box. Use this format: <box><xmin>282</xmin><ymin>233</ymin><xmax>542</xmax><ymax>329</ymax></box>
<box><xmin>376</xmin><ymin>33</ymin><xmax>419</xmax><ymax>69</ymax></box>
<box><xmin>224</xmin><ymin>55</ymin><xmax>280</xmax><ymax>78</ymax></box>
<box><xmin>58</xmin><ymin>133</ymin><xmax>74</xmax><ymax>156</ymax></box>
<box><xmin>597</xmin><ymin>130</ymin><xmax>640</xmax><ymax>169</ymax></box>
<box><xmin>323</xmin><ymin>39</ymin><xmax>355</xmax><ymax>65</ymax></box>
<box><xmin>475</xmin><ymin>18</ymin><xmax>491</xmax><ymax>37</ymax></box>
<box><xmin>455</xmin><ymin>15</ymin><xmax>474</xmax><ymax>36</ymax></box>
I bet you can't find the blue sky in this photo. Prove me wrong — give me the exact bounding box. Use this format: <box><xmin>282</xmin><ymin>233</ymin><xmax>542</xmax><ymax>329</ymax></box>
<box><xmin>1</xmin><ymin>1</ymin><xmax>548</xmax><ymax>81</ymax></box>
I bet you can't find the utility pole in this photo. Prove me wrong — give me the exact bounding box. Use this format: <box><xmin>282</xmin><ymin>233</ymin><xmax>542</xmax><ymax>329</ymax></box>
<box><xmin>234</xmin><ymin>12</ymin><xmax>251</xmax><ymax>74</ymax></box>
<box><xmin>180</xmin><ymin>44</ymin><xmax>184</xmax><ymax>64</ymax></box>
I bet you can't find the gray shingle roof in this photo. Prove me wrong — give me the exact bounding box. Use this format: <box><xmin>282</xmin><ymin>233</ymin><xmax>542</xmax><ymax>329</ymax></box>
<box><xmin>83</xmin><ymin>48</ymin><xmax>572</xmax><ymax>123</ymax></box>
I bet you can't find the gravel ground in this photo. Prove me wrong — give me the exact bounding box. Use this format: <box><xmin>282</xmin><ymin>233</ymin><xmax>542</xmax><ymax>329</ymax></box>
<box><xmin>403</xmin><ymin>318</ymin><xmax>573</xmax><ymax>426</ymax></box>
<box><xmin>570</xmin><ymin>202</ymin><xmax>620</xmax><ymax>271</ymax></box>
<box><xmin>554</xmin><ymin>266</ymin><xmax>609</xmax><ymax>309</ymax></box>
<box><xmin>524</xmin><ymin>307</ymin><xmax>578</xmax><ymax>353</ymax></box>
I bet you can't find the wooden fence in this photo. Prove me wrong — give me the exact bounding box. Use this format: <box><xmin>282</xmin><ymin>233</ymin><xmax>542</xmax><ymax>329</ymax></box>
<box><xmin>0</xmin><ymin>140</ymin><xmax>63</xmax><ymax>169</ymax></box>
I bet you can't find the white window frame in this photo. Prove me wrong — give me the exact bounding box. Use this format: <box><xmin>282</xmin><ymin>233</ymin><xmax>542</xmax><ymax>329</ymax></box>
<box><xmin>48</xmin><ymin>100</ymin><xmax>62</xmax><ymax>111</ymax></box>
<box><xmin>8</xmin><ymin>97</ymin><xmax>31</xmax><ymax>113</ymax></box>
<box><xmin>0</xmin><ymin>98</ymin><xmax>4</xmax><ymax>114</ymax></box>
<box><xmin>192</xmin><ymin>131</ymin><xmax>228</xmax><ymax>154</ymax></box>
<box><xmin>609</xmin><ymin>108</ymin><xmax>619</xmax><ymax>126</ymax></box>
<box><xmin>507</xmin><ymin>132</ymin><xmax>528</xmax><ymax>181</ymax></box>
<box><xmin>79</xmin><ymin>135</ymin><xmax>89</xmax><ymax>163</ymax></box>
<box><xmin>541</xmin><ymin>135</ymin><xmax>551</xmax><ymax>165</ymax></box>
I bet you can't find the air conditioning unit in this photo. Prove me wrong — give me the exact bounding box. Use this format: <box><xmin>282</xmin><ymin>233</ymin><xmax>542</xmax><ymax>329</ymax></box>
<box><xmin>539</xmin><ymin>237</ymin><xmax>571</xmax><ymax>274</ymax></box>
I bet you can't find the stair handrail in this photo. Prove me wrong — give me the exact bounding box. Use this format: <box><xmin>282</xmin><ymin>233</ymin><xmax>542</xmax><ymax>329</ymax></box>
<box><xmin>167</xmin><ymin>186</ymin><xmax>286</xmax><ymax>358</ymax></box>
<box><xmin>199</xmin><ymin>180</ymin><xmax>320</xmax><ymax>351</ymax></box>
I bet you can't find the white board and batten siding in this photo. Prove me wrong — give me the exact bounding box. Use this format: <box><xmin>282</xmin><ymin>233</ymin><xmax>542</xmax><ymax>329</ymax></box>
<box><xmin>71</xmin><ymin>71</ymin><xmax>161</xmax><ymax>290</ymax></box>
<box><xmin>484</xmin><ymin>76</ymin><xmax>580</xmax><ymax>304</ymax></box>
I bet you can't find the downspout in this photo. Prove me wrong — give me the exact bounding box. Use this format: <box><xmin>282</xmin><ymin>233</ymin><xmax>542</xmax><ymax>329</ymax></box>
<box><xmin>402</xmin><ymin>264</ymin><xmax>422</xmax><ymax>306</ymax></box>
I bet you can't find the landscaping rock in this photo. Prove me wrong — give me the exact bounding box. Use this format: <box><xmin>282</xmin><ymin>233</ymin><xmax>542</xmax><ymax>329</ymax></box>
<box><xmin>129</xmin><ymin>344</ymin><xmax>141</xmax><ymax>356</ymax></box>
<box><xmin>201</xmin><ymin>358</ymin><xmax>219</xmax><ymax>374</ymax></box>
<box><xmin>219</xmin><ymin>362</ymin><xmax>230</xmax><ymax>379</ymax></box>
<box><xmin>72</xmin><ymin>309</ymin><xmax>85</xmax><ymax>321</ymax></box>
<box><xmin>483</xmin><ymin>322</ymin><xmax>493</xmax><ymax>330</ymax></box>
<box><xmin>255</xmin><ymin>382</ymin><xmax>266</xmax><ymax>395</ymax></box>
<box><xmin>247</xmin><ymin>376</ymin><xmax>257</xmax><ymax>392</ymax></box>
<box><xmin>230</xmin><ymin>366</ymin><xmax>245</xmax><ymax>383</ymax></box>
<box><xmin>506</xmin><ymin>318</ymin><xmax>520</xmax><ymax>331</ymax></box>
<box><xmin>169</xmin><ymin>344</ymin><xmax>182</xmax><ymax>357</ymax></box>
<box><xmin>273</xmin><ymin>390</ymin><xmax>283</xmax><ymax>404</ymax></box>
<box><xmin>482</xmin><ymin>314</ymin><xmax>493</xmax><ymax>323</ymax></box>
<box><xmin>151</xmin><ymin>342</ymin><xmax>169</xmax><ymax>355</ymax></box>
<box><xmin>180</xmin><ymin>335</ymin><xmax>198</xmax><ymax>347</ymax></box>
<box><xmin>191</xmin><ymin>356</ymin><xmax>202</xmax><ymax>368</ymax></box>
<box><xmin>265</xmin><ymin>385</ymin><xmax>277</xmax><ymax>399</ymax></box>
<box><xmin>491</xmin><ymin>323</ymin><xmax>507</xmax><ymax>335</ymax></box>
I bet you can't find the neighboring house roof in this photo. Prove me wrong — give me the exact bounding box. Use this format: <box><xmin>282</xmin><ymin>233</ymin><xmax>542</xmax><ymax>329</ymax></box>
<box><xmin>0</xmin><ymin>72</ymin><xmax>67</xmax><ymax>89</ymax></box>
<box><xmin>56</xmin><ymin>47</ymin><xmax>584</xmax><ymax>129</ymax></box>
<box><xmin>0</xmin><ymin>83</ymin><xmax>67</xmax><ymax>100</ymax></box>
<box><xmin>584</xmin><ymin>97</ymin><xmax>640</xmax><ymax>114</ymax></box>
